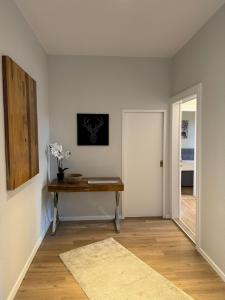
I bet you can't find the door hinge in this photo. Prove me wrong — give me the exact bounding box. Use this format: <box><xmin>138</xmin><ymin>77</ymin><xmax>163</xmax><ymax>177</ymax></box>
<box><xmin>160</xmin><ymin>160</ymin><xmax>163</xmax><ymax>167</ymax></box>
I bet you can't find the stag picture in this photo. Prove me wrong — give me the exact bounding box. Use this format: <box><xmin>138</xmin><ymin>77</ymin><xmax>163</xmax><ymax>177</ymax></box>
<box><xmin>77</xmin><ymin>114</ymin><xmax>109</xmax><ymax>145</ymax></box>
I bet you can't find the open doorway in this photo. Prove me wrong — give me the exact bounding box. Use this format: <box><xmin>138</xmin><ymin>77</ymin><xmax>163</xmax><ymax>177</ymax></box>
<box><xmin>171</xmin><ymin>84</ymin><xmax>201</xmax><ymax>245</ymax></box>
<box><xmin>180</xmin><ymin>99</ymin><xmax>197</xmax><ymax>239</ymax></box>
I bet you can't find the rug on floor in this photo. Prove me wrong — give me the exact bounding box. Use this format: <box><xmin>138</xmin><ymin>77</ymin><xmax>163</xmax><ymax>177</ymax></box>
<box><xmin>59</xmin><ymin>237</ymin><xmax>193</xmax><ymax>300</ymax></box>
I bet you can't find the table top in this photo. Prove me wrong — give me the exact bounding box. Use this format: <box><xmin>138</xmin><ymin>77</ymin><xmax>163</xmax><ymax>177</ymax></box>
<box><xmin>48</xmin><ymin>177</ymin><xmax>124</xmax><ymax>192</ymax></box>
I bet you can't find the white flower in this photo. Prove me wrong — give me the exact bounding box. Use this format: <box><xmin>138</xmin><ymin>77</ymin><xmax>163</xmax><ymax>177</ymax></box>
<box><xmin>64</xmin><ymin>150</ymin><xmax>71</xmax><ymax>159</ymax></box>
<box><xmin>57</xmin><ymin>154</ymin><xmax>64</xmax><ymax>160</ymax></box>
<box><xmin>49</xmin><ymin>143</ymin><xmax>71</xmax><ymax>160</ymax></box>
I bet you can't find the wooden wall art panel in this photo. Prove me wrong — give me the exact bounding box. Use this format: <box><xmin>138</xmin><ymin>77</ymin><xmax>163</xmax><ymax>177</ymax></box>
<box><xmin>2</xmin><ymin>56</ymin><xmax>39</xmax><ymax>190</ymax></box>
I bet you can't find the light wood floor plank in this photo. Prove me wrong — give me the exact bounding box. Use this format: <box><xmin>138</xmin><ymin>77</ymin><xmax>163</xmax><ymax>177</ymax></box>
<box><xmin>15</xmin><ymin>219</ymin><xmax>225</xmax><ymax>299</ymax></box>
<box><xmin>181</xmin><ymin>187</ymin><xmax>196</xmax><ymax>235</ymax></box>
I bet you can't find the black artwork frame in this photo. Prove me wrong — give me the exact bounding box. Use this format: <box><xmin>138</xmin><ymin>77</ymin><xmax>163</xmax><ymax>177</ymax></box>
<box><xmin>181</xmin><ymin>120</ymin><xmax>189</xmax><ymax>139</ymax></box>
<box><xmin>77</xmin><ymin>113</ymin><xmax>109</xmax><ymax>146</ymax></box>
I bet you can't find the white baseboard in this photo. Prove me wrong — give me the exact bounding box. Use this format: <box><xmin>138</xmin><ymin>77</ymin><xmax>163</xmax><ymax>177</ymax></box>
<box><xmin>164</xmin><ymin>214</ymin><xmax>171</xmax><ymax>219</ymax></box>
<box><xmin>7</xmin><ymin>221</ymin><xmax>51</xmax><ymax>300</ymax></box>
<box><xmin>60</xmin><ymin>215</ymin><xmax>123</xmax><ymax>221</ymax></box>
<box><xmin>196</xmin><ymin>246</ymin><xmax>225</xmax><ymax>282</ymax></box>
<box><xmin>173</xmin><ymin>218</ymin><xmax>195</xmax><ymax>243</ymax></box>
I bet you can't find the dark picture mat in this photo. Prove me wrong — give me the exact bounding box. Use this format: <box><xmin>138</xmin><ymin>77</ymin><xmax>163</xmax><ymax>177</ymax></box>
<box><xmin>77</xmin><ymin>113</ymin><xmax>109</xmax><ymax>146</ymax></box>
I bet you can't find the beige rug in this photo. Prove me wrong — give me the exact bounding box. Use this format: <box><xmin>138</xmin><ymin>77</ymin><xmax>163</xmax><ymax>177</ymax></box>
<box><xmin>59</xmin><ymin>238</ymin><xmax>193</xmax><ymax>300</ymax></box>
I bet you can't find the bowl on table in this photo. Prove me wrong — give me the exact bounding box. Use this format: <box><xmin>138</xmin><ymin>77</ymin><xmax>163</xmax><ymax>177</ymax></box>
<box><xmin>65</xmin><ymin>174</ymin><xmax>82</xmax><ymax>184</ymax></box>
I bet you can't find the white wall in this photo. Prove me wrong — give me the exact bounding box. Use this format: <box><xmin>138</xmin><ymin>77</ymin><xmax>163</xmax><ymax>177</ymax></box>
<box><xmin>172</xmin><ymin>4</ymin><xmax>225</xmax><ymax>275</ymax></box>
<box><xmin>181</xmin><ymin>111</ymin><xmax>196</xmax><ymax>149</ymax></box>
<box><xmin>0</xmin><ymin>1</ymin><xmax>50</xmax><ymax>299</ymax></box>
<box><xmin>48</xmin><ymin>56</ymin><xmax>171</xmax><ymax>219</ymax></box>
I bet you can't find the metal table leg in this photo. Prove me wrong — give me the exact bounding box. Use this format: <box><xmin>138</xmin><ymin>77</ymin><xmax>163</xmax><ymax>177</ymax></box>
<box><xmin>52</xmin><ymin>192</ymin><xmax>59</xmax><ymax>235</ymax></box>
<box><xmin>114</xmin><ymin>191</ymin><xmax>120</xmax><ymax>233</ymax></box>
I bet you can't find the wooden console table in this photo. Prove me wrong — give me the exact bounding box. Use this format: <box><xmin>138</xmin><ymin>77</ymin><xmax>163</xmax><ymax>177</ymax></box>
<box><xmin>48</xmin><ymin>177</ymin><xmax>124</xmax><ymax>235</ymax></box>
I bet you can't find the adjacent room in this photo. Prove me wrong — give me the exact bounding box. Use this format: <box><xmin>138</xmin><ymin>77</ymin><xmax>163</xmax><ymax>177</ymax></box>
<box><xmin>180</xmin><ymin>99</ymin><xmax>197</xmax><ymax>238</ymax></box>
<box><xmin>172</xmin><ymin>98</ymin><xmax>198</xmax><ymax>242</ymax></box>
<box><xmin>0</xmin><ymin>1</ymin><xmax>225</xmax><ymax>299</ymax></box>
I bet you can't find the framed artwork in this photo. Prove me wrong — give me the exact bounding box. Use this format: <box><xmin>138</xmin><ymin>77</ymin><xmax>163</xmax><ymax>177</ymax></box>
<box><xmin>2</xmin><ymin>56</ymin><xmax>39</xmax><ymax>190</ymax></box>
<box><xmin>77</xmin><ymin>113</ymin><xmax>109</xmax><ymax>146</ymax></box>
<box><xmin>181</xmin><ymin>120</ymin><xmax>189</xmax><ymax>139</ymax></box>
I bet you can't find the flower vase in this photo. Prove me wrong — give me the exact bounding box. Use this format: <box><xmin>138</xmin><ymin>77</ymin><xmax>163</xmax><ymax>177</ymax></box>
<box><xmin>57</xmin><ymin>172</ymin><xmax>64</xmax><ymax>182</ymax></box>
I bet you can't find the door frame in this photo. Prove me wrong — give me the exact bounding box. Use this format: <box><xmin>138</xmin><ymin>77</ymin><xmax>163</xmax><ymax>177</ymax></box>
<box><xmin>122</xmin><ymin>109</ymin><xmax>167</xmax><ymax>219</ymax></box>
<box><xmin>171</xmin><ymin>83</ymin><xmax>202</xmax><ymax>246</ymax></box>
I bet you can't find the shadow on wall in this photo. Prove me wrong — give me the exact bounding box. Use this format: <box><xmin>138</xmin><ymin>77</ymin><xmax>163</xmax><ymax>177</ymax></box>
<box><xmin>41</xmin><ymin>185</ymin><xmax>52</xmax><ymax>232</ymax></box>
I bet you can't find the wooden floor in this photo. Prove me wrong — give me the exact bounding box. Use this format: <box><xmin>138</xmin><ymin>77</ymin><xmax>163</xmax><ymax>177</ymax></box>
<box><xmin>15</xmin><ymin>219</ymin><xmax>225</xmax><ymax>300</ymax></box>
<box><xmin>181</xmin><ymin>187</ymin><xmax>196</xmax><ymax>235</ymax></box>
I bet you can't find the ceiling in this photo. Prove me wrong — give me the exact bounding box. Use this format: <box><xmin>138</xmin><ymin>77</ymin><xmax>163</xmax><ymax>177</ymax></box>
<box><xmin>14</xmin><ymin>0</ymin><xmax>225</xmax><ymax>57</ymax></box>
<box><xmin>181</xmin><ymin>99</ymin><xmax>197</xmax><ymax>112</ymax></box>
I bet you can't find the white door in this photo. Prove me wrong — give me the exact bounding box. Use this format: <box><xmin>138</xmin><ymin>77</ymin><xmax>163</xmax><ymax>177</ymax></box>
<box><xmin>123</xmin><ymin>112</ymin><xmax>164</xmax><ymax>217</ymax></box>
